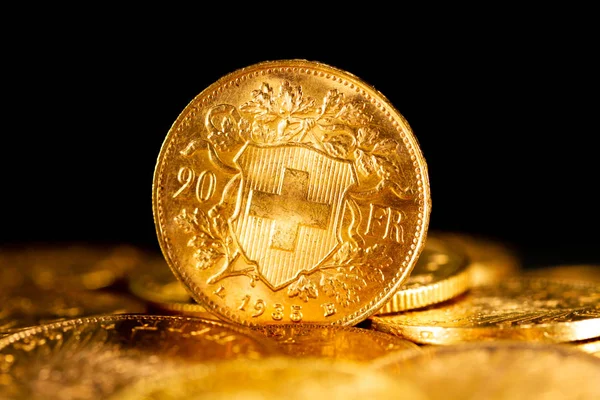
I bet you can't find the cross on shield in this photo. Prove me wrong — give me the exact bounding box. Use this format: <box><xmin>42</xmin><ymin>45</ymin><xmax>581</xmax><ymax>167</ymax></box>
<box><xmin>230</xmin><ymin>143</ymin><xmax>357</xmax><ymax>289</ymax></box>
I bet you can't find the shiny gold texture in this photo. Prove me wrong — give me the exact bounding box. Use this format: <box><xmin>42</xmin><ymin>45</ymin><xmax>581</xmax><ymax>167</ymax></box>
<box><xmin>127</xmin><ymin>256</ymin><xmax>217</xmax><ymax>319</ymax></box>
<box><xmin>0</xmin><ymin>285</ymin><xmax>146</xmax><ymax>334</ymax></box>
<box><xmin>373</xmin><ymin>341</ymin><xmax>600</xmax><ymax>399</ymax></box>
<box><xmin>108</xmin><ymin>357</ymin><xmax>427</xmax><ymax>400</ymax></box>
<box><xmin>0</xmin><ymin>314</ymin><xmax>279</xmax><ymax>399</ymax></box>
<box><xmin>0</xmin><ymin>244</ymin><xmax>148</xmax><ymax>291</ymax></box>
<box><xmin>153</xmin><ymin>59</ymin><xmax>431</xmax><ymax>325</ymax></box>
<box><xmin>377</xmin><ymin>234</ymin><xmax>470</xmax><ymax>313</ymax></box>
<box><xmin>525</xmin><ymin>264</ymin><xmax>600</xmax><ymax>282</ymax></box>
<box><xmin>570</xmin><ymin>337</ymin><xmax>600</xmax><ymax>357</ymax></box>
<box><xmin>370</xmin><ymin>278</ymin><xmax>600</xmax><ymax>344</ymax></box>
<box><xmin>250</xmin><ymin>323</ymin><xmax>421</xmax><ymax>362</ymax></box>
<box><xmin>434</xmin><ymin>231</ymin><xmax>521</xmax><ymax>287</ymax></box>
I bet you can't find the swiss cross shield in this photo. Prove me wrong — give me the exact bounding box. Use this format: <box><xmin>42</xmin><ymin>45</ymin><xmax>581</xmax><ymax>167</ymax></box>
<box><xmin>230</xmin><ymin>143</ymin><xmax>357</xmax><ymax>289</ymax></box>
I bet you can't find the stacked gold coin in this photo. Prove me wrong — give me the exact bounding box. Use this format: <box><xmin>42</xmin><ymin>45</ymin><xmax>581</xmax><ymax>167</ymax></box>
<box><xmin>370</xmin><ymin>233</ymin><xmax>600</xmax><ymax>351</ymax></box>
<box><xmin>2</xmin><ymin>60</ymin><xmax>600</xmax><ymax>399</ymax></box>
<box><xmin>0</xmin><ymin>244</ymin><xmax>148</xmax><ymax>336</ymax></box>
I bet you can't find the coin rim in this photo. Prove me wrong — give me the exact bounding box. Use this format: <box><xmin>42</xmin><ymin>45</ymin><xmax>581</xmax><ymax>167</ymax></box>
<box><xmin>376</xmin><ymin>235</ymin><xmax>471</xmax><ymax>313</ymax></box>
<box><xmin>0</xmin><ymin>288</ymin><xmax>148</xmax><ymax>335</ymax></box>
<box><xmin>370</xmin><ymin>277</ymin><xmax>600</xmax><ymax>344</ymax></box>
<box><xmin>0</xmin><ymin>313</ymin><xmax>281</xmax><ymax>353</ymax></box>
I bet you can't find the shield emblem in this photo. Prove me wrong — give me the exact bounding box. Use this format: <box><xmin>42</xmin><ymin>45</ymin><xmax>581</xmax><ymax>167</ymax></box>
<box><xmin>230</xmin><ymin>143</ymin><xmax>357</xmax><ymax>289</ymax></box>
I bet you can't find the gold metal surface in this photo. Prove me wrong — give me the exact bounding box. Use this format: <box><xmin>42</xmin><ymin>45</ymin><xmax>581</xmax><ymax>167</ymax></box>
<box><xmin>376</xmin><ymin>234</ymin><xmax>470</xmax><ymax>313</ymax></box>
<box><xmin>373</xmin><ymin>341</ymin><xmax>600</xmax><ymax>399</ymax></box>
<box><xmin>370</xmin><ymin>277</ymin><xmax>600</xmax><ymax>344</ymax></box>
<box><xmin>570</xmin><ymin>337</ymin><xmax>600</xmax><ymax>357</ymax></box>
<box><xmin>108</xmin><ymin>357</ymin><xmax>426</xmax><ymax>400</ymax></box>
<box><xmin>0</xmin><ymin>244</ymin><xmax>147</xmax><ymax>291</ymax></box>
<box><xmin>434</xmin><ymin>231</ymin><xmax>521</xmax><ymax>287</ymax></box>
<box><xmin>152</xmin><ymin>59</ymin><xmax>431</xmax><ymax>325</ymax></box>
<box><xmin>127</xmin><ymin>256</ymin><xmax>217</xmax><ymax>319</ymax></box>
<box><xmin>525</xmin><ymin>264</ymin><xmax>600</xmax><ymax>282</ymax></box>
<box><xmin>250</xmin><ymin>323</ymin><xmax>421</xmax><ymax>362</ymax></box>
<box><xmin>0</xmin><ymin>314</ymin><xmax>279</xmax><ymax>399</ymax></box>
<box><xmin>0</xmin><ymin>285</ymin><xmax>146</xmax><ymax>334</ymax></box>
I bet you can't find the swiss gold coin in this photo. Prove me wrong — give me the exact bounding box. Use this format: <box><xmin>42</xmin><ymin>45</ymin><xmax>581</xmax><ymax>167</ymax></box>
<box><xmin>250</xmin><ymin>323</ymin><xmax>421</xmax><ymax>362</ymax></box>
<box><xmin>525</xmin><ymin>264</ymin><xmax>600</xmax><ymax>282</ymax></box>
<box><xmin>0</xmin><ymin>243</ymin><xmax>148</xmax><ymax>291</ymax></box>
<box><xmin>152</xmin><ymin>59</ymin><xmax>431</xmax><ymax>325</ymax></box>
<box><xmin>0</xmin><ymin>314</ymin><xmax>279</xmax><ymax>399</ymax></box>
<box><xmin>0</xmin><ymin>285</ymin><xmax>146</xmax><ymax>334</ymax></box>
<box><xmin>370</xmin><ymin>277</ymin><xmax>600</xmax><ymax>344</ymax></box>
<box><xmin>376</xmin><ymin>234</ymin><xmax>470</xmax><ymax>314</ymax></box>
<box><xmin>435</xmin><ymin>231</ymin><xmax>521</xmax><ymax>287</ymax></box>
<box><xmin>108</xmin><ymin>357</ymin><xmax>426</xmax><ymax>400</ymax></box>
<box><xmin>127</xmin><ymin>256</ymin><xmax>217</xmax><ymax>319</ymax></box>
<box><xmin>373</xmin><ymin>341</ymin><xmax>600</xmax><ymax>399</ymax></box>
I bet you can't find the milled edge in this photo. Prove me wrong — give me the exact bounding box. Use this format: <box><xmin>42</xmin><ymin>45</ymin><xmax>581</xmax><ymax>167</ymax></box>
<box><xmin>376</xmin><ymin>265</ymin><xmax>472</xmax><ymax>314</ymax></box>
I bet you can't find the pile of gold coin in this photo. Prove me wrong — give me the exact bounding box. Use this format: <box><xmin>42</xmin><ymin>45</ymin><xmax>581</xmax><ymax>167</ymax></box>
<box><xmin>1</xmin><ymin>60</ymin><xmax>599</xmax><ymax>399</ymax></box>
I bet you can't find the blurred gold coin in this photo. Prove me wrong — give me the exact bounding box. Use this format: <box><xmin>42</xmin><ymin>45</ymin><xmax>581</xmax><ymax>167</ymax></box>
<box><xmin>434</xmin><ymin>231</ymin><xmax>521</xmax><ymax>286</ymax></box>
<box><xmin>571</xmin><ymin>337</ymin><xmax>600</xmax><ymax>357</ymax></box>
<box><xmin>377</xmin><ymin>234</ymin><xmax>470</xmax><ymax>313</ymax></box>
<box><xmin>153</xmin><ymin>59</ymin><xmax>431</xmax><ymax>326</ymax></box>
<box><xmin>0</xmin><ymin>314</ymin><xmax>279</xmax><ymax>399</ymax></box>
<box><xmin>127</xmin><ymin>257</ymin><xmax>217</xmax><ymax>319</ymax></box>
<box><xmin>250</xmin><ymin>323</ymin><xmax>421</xmax><ymax>362</ymax></box>
<box><xmin>0</xmin><ymin>243</ymin><xmax>148</xmax><ymax>291</ymax></box>
<box><xmin>370</xmin><ymin>277</ymin><xmax>600</xmax><ymax>344</ymax></box>
<box><xmin>108</xmin><ymin>357</ymin><xmax>427</xmax><ymax>400</ymax></box>
<box><xmin>0</xmin><ymin>285</ymin><xmax>146</xmax><ymax>334</ymax></box>
<box><xmin>525</xmin><ymin>264</ymin><xmax>600</xmax><ymax>283</ymax></box>
<box><xmin>374</xmin><ymin>341</ymin><xmax>600</xmax><ymax>399</ymax></box>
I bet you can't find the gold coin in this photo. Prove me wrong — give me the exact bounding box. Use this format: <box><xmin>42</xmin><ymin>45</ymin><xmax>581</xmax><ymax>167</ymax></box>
<box><xmin>370</xmin><ymin>277</ymin><xmax>600</xmax><ymax>344</ymax></box>
<box><xmin>376</xmin><ymin>234</ymin><xmax>470</xmax><ymax>313</ymax></box>
<box><xmin>0</xmin><ymin>243</ymin><xmax>148</xmax><ymax>291</ymax></box>
<box><xmin>127</xmin><ymin>256</ymin><xmax>218</xmax><ymax>319</ymax></box>
<box><xmin>152</xmin><ymin>59</ymin><xmax>431</xmax><ymax>325</ymax></box>
<box><xmin>570</xmin><ymin>337</ymin><xmax>600</xmax><ymax>357</ymax></box>
<box><xmin>0</xmin><ymin>285</ymin><xmax>146</xmax><ymax>334</ymax></box>
<box><xmin>525</xmin><ymin>264</ymin><xmax>600</xmax><ymax>283</ymax></box>
<box><xmin>374</xmin><ymin>341</ymin><xmax>600</xmax><ymax>399</ymax></box>
<box><xmin>0</xmin><ymin>314</ymin><xmax>279</xmax><ymax>399</ymax></box>
<box><xmin>434</xmin><ymin>231</ymin><xmax>521</xmax><ymax>286</ymax></box>
<box><xmin>250</xmin><ymin>323</ymin><xmax>421</xmax><ymax>362</ymax></box>
<box><xmin>108</xmin><ymin>357</ymin><xmax>427</xmax><ymax>400</ymax></box>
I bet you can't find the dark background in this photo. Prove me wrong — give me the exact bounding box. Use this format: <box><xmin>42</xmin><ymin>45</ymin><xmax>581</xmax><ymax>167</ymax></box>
<box><xmin>2</xmin><ymin>15</ymin><xmax>598</xmax><ymax>270</ymax></box>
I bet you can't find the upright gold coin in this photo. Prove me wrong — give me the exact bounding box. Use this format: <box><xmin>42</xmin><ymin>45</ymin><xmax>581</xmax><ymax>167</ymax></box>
<box><xmin>374</xmin><ymin>341</ymin><xmax>600</xmax><ymax>399</ymax></box>
<box><xmin>376</xmin><ymin>234</ymin><xmax>470</xmax><ymax>314</ymax></box>
<box><xmin>570</xmin><ymin>337</ymin><xmax>600</xmax><ymax>357</ymax></box>
<box><xmin>152</xmin><ymin>59</ymin><xmax>431</xmax><ymax>325</ymax></box>
<box><xmin>109</xmin><ymin>357</ymin><xmax>427</xmax><ymax>400</ymax></box>
<box><xmin>0</xmin><ymin>243</ymin><xmax>148</xmax><ymax>291</ymax></box>
<box><xmin>127</xmin><ymin>256</ymin><xmax>217</xmax><ymax>319</ymax></box>
<box><xmin>525</xmin><ymin>264</ymin><xmax>600</xmax><ymax>283</ymax></box>
<box><xmin>435</xmin><ymin>231</ymin><xmax>521</xmax><ymax>287</ymax></box>
<box><xmin>0</xmin><ymin>285</ymin><xmax>146</xmax><ymax>334</ymax></box>
<box><xmin>250</xmin><ymin>323</ymin><xmax>421</xmax><ymax>362</ymax></box>
<box><xmin>0</xmin><ymin>314</ymin><xmax>279</xmax><ymax>399</ymax></box>
<box><xmin>370</xmin><ymin>277</ymin><xmax>600</xmax><ymax>344</ymax></box>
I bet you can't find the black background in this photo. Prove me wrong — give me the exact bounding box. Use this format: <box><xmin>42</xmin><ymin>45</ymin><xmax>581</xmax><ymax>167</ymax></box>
<box><xmin>2</xmin><ymin>14</ymin><xmax>598</xmax><ymax>271</ymax></box>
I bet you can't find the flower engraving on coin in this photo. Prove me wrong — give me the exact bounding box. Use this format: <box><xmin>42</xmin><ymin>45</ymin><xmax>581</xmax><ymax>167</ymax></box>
<box><xmin>174</xmin><ymin>81</ymin><xmax>413</xmax><ymax>306</ymax></box>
